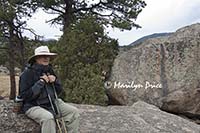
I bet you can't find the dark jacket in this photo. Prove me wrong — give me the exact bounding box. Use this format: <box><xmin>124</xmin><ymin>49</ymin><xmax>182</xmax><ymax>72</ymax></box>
<box><xmin>19</xmin><ymin>63</ymin><xmax>62</xmax><ymax>114</ymax></box>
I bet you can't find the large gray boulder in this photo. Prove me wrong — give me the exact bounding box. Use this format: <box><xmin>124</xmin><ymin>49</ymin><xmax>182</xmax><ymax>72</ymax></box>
<box><xmin>108</xmin><ymin>23</ymin><xmax>200</xmax><ymax>117</ymax></box>
<box><xmin>1</xmin><ymin>100</ymin><xmax>200</xmax><ymax>133</ymax></box>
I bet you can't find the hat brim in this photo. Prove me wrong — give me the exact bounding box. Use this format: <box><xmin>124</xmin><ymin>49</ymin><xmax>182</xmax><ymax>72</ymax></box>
<box><xmin>28</xmin><ymin>53</ymin><xmax>57</xmax><ymax>64</ymax></box>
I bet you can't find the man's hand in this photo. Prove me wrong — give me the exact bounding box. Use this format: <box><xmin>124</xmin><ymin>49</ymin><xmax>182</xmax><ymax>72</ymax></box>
<box><xmin>48</xmin><ymin>75</ymin><xmax>56</xmax><ymax>83</ymax></box>
<box><xmin>40</xmin><ymin>75</ymin><xmax>49</xmax><ymax>83</ymax></box>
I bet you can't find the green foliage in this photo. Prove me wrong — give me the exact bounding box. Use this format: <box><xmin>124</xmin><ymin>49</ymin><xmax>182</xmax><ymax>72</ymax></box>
<box><xmin>62</xmin><ymin>64</ymin><xmax>107</xmax><ymax>105</ymax></box>
<box><xmin>0</xmin><ymin>0</ymin><xmax>38</xmax><ymax>69</ymax></box>
<box><xmin>54</xmin><ymin>15</ymin><xmax>118</xmax><ymax>105</ymax></box>
<box><xmin>36</xmin><ymin>0</ymin><xmax>146</xmax><ymax>31</ymax></box>
<box><xmin>0</xmin><ymin>39</ymin><xmax>8</xmax><ymax>66</ymax></box>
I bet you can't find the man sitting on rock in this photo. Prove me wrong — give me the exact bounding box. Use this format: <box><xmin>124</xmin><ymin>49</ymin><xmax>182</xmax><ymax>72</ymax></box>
<box><xmin>19</xmin><ymin>46</ymin><xmax>79</xmax><ymax>133</ymax></box>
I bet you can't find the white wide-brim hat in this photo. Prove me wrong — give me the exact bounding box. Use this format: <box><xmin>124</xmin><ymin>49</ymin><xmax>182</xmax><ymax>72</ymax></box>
<box><xmin>28</xmin><ymin>46</ymin><xmax>57</xmax><ymax>64</ymax></box>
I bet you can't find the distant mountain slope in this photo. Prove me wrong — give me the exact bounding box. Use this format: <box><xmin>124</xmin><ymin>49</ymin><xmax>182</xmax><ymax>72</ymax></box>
<box><xmin>129</xmin><ymin>33</ymin><xmax>172</xmax><ymax>46</ymax></box>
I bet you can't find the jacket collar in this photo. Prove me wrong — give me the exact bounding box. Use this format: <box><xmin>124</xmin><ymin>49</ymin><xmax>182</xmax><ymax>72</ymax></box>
<box><xmin>31</xmin><ymin>63</ymin><xmax>51</xmax><ymax>75</ymax></box>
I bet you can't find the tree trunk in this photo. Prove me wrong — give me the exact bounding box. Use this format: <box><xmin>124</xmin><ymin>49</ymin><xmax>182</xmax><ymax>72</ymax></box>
<box><xmin>18</xmin><ymin>32</ymin><xmax>26</xmax><ymax>71</ymax></box>
<box><xmin>8</xmin><ymin>27</ymin><xmax>16</xmax><ymax>100</ymax></box>
<box><xmin>8</xmin><ymin>45</ymin><xmax>16</xmax><ymax>100</ymax></box>
<box><xmin>63</xmin><ymin>0</ymin><xmax>73</xmax><ymax>32</ymax></box>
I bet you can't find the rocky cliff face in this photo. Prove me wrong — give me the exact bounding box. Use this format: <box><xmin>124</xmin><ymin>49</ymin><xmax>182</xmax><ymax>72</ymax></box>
<box><xmin>1</xmin><ymin>100</ymin><xmax>200</xmax><ymax>133</ymax></box>
<box><xmin>108</xmin><ymin>23</ymin><xmax>200</xmax><ymax>117</ymax></box>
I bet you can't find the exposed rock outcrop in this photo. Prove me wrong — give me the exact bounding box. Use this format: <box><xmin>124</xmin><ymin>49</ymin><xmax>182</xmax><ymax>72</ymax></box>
<box><xmin>1</xmin><ymin>100</ymin><xmax>200</xmax><ymax>133</ymax></box>
<box><xmin>0</xmin><ymin>100</ymin><xmax>40</xmax><ymax>133</ymax></box>
<box><xmin>0</xmin><ymin>66</ymin><xmax>21</xmax><ymax>75</ymax></box>
<box><xmin>0</xmin><ymin>66</ymin><xmax>9</xmax><ymax>75</ymax></box>
<box><xmin>161</xmin><ymin>88</ymin><xmax>200</xmax><ymax>119</ymax></box>
<box><xmin>108</xmin><ymin>23</ymin><xmax>200</xmax><ymax>117</ymax></box>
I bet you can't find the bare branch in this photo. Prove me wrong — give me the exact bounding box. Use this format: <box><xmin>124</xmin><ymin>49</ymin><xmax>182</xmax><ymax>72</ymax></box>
<box><xmin>21</xmin><ymin>27</ymin><xmax>38</xmax><ymax>37</ymax></box>
<box><xmin>48</xmin><ymin>6</ymin><xmax>65</xmax><ymax>14</ymax></box>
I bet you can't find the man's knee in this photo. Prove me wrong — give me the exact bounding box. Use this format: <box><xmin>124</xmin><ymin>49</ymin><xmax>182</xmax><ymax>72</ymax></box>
<box><xmin>41</xmin><ymin>111</ymin><xmax>54</xmax><ymax>122</ymax></box>
<box><xmin>63</xmin><ymin>106</ymin><xmax>80</xmax><ymax>121</ymax></box>
<box><xmin>71</xmin><ymin>107</ymin><xmax>80</xmax><ymax>119</ymax></box>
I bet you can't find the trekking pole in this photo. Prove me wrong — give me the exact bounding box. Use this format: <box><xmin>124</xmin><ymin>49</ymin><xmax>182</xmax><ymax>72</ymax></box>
<box><xmin>42</xmin><ymin>73</ymin><xmax>63</xmax><ymax>133</ymax></box>
<box><xmin>51</xmin><ymin>83</ymin><xmax>67</xmax><ymax>133</ymax></box>
<box><xmin>43</xmin><ymin>83</ymin><xmax>62</xmax><ymax>132</ymax></box>
<box><xmin>47</xmin><ymin>73</ymin><xmax>67</xmax><ymax>133</ymax></box>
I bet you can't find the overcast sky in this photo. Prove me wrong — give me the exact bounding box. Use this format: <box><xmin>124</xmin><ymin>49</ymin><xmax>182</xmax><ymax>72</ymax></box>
<box><xmin>26</xmin><ymin>0</ymin><xmax>200</xmax><ymax>46</ymax></box>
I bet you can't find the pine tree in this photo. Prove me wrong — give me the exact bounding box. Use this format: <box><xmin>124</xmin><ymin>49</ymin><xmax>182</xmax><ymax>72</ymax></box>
<box><xmin>54</xmin><ymin>15</ymin><xmax>118</xmax><ymax>105</ymax></box>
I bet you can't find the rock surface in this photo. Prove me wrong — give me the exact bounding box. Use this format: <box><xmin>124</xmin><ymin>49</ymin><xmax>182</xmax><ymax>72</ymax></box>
<box><xmin>0</xmin><ymin>66</ymin><xmax>9</xmax><ymax>75</ymax></box>
<box><xmin>0</xmin><ymin>100</ymin><xmax>40</xmax><ymax>133</ymax></box>
<box><xmin>1</xmin><ymin>100</ymin><xmax>200</xmax><ymax>133</ymax></box>
<box><xmin>0</xmin><ymin>66</ymin><xmax>21</xmax><ymax>75</ymax></box>
<box><xmin>108</xmin><ymin>23</ymin><xmax>200</xmax><ymax>117</ymax></box>
<box><xmin>161</xmin><ymin>88</ymin><xmax>200</xmax><ymax>119</ymax></box>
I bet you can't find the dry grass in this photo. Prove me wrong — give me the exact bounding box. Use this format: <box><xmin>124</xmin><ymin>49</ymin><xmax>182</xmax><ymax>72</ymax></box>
<box><xmin>0</xmin><ymin>74</ymin><xmax>19</xmax><ymax>99</ymax></box>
